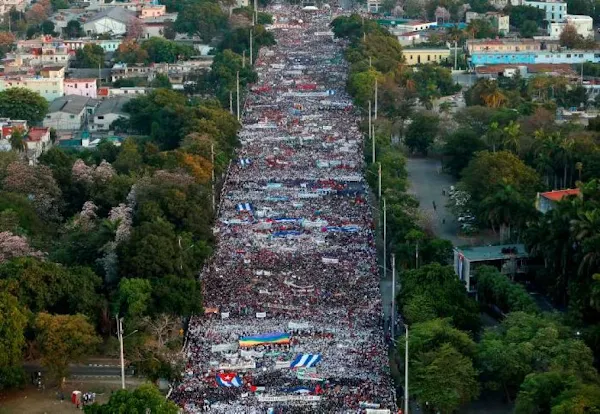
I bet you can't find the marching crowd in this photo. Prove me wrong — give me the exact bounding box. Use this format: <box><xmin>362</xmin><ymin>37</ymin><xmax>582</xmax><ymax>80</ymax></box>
<box><xmin>171</xmin><ymin>5</ymin><xmax>396</xmax><ymax>413</ymax></box>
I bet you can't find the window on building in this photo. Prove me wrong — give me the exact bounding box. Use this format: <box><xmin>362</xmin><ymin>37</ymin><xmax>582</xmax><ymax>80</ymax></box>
<box><xmin>427</xmin><ymin>55</ymin><xmax>430</xmax><ymax>61</ymax></box>
<box><xmin>567</xmin><ymin>54</ymin><xmax>571</xmax><ymax>57</ymax></box>
<box><xmin>70</xmin><ymin>115</ymin><xmax>75</xmax><ymax>119</ymax></box>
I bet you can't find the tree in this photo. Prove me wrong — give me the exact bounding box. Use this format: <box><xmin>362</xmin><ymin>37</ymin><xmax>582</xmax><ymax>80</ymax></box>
<box><xmin>559</xmin><ymin>24</ymin><xmax>582</xmax><ymax>48</ymax></box>
<box><xmin>0</xmin><ymin>32</ymin><xmax>15</xmax><ymax>58</ymax></box>
<box><xmin>84</xmin><ymin>383</ymin><xmax>179</xmax><ymax>414</ymax></box>
<box><xmin>476</xmin><ymin>265</ymin><xmax>539</xmax><ymax>314</ymax></box>
<box><xmin>509</xmin><ymin>5</ymin><xmax>545</xmax><ymax>28</ymax></box>
<box><xmin>34</xmin><ymin>312</ymin><xmax>100</xmax><ymax>381</ymax></box>
<box><xmin>0</xmin><ymin>293</ymin><xmax>27</xmax><ymax>390</ymax></box>
<box><xmin>398</xmin><ymin>264</ymin><xmax>481</xmax><ymax>332</ymax></box>
<box><xmin>174</xmin><ymin>1</ymin><xmax>229</xmax><ymax>43</ymax></box>
<box><xmin>0</xmin><ymin>88</ymin><xmax>48</xmax><ymax>124</ymax></box>
<box><xmin>113</xmin><ymin>39</ymin><xmax>149</xmax><ymax>64</ymax></box>
<box><xmin>8</xmin><ymin>128</ymin><xmax>26</xmax><ymax>153</ymax></box>
<box><xmin>65</xmin><ymin>20</ymin><xmax>84</xmax><ymax>38</ymax></box>
<box><xmin>74</xmin><ymin>44</ymin><xmax>105</xmax><ymax>69</ymax></box>
<box><xmin>443</xmin><ymin>129</ymin><xmax>486</xmax><ymax>177</ymax></box>
<box><xmin>519</xmin><ymin>19</ymin><xmax>539</xmax><ymax>37</ymax></box>
<box><xmin>141</xmin><ymin>37</ymin><xmax>194</xmax><ymax>63</ymax></box>
<box><xmin>405</xmin><ymin>111</ymin><xmax>440</xmax><ymax>155</ymax></box>
<box><xmin>397</xmin><ymin>319</ymin><xmax>480</xmax><ymax>413</ymax></box>
<box><xmin>460</xmin><ymin>150</ymin><xmax>540</xmax><ymax>205</ymax></box>
<box><xmin>40</xmin><ymin>20</ymin><xmax>55</xmax><ymax>35</ymax></box>
<box><xmin>115</xmin><ymin>278</ymin><xmax>152</xmax><ymax>322</ymax></box>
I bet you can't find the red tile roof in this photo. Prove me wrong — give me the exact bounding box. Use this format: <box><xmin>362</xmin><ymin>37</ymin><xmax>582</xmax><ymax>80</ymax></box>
<box><xmin>540</xmin><ymin>188</ymin><xmax>581</xmax><ymax>202</ymax></box>
<box><xmin>27</xmin><ymin>127</ymin><xmax>49</xmax><ymax>142</ymax></box>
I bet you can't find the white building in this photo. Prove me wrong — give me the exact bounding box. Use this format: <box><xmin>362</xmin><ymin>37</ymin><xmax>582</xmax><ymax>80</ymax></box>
<box><xmin>83</xmin><ymin>7</ymin><xmax>137</xmax><ymax>36</ymax></box>
<box><xmin>523</xmin><ymin>0</ymin><xmax>567</xmax><ymax>23</ymax></box>
<box><xmin>0</xmin><ymin>0</ymin><xmax>28</xmax><ymax>15</ymax></box>
<box><xmin>0</xmin><ymin>76</ymin><xmax>64</xmax><ymax>101</ymax></box>
<box><xmin>25</xmin><ymin>127</ymin><xmax>52</xmax><ymax>165</ymax></box>
<box><xmin>548</xmin><ymin>15</ymin><xmax>593</xmax><ymax>39</ymax></box>
<box><xmin>390</xmin><ymin>21</ymin><xmax>437</xmax><ymax>35</ymax></box>
<box><xmin>91</xmin><ymin>95</ymin><xmax>132</xmax><ymax>131</ymax></box>
<box><xmin>367</xmin><ymin>0</ymin><xmax>381</xmax><ymax>13</ymax></box>
<box><xmin>43</xmin><ymin>95</ymin><xmax>98</xmax><ymax>131</ymax></box>
<box><xmin>64</xmin><ymin>78</ymin><xmax>98</xmax><ymax>99</ymax></box>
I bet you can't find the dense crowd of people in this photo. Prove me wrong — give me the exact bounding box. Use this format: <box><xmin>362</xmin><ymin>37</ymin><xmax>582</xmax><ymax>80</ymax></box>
<box><xmin>171</xmin><ymin>5</ymin><xmax>396</xmax><ymax>413</ymax></box>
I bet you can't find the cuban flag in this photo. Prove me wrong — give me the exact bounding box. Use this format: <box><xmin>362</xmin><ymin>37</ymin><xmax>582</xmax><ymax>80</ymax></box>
<box><xmin>216</xmin><ymin>373</ymin><xmax>242</xmax><ymax>387</ymax></box>
<box><xmin>237</xmin><ymin>203</ymin><xmax>253</xmax><ymax>212</ymax></box>
<box><xmin>239</xmin><ymin>158</ymin><xmax>252</xmax><ymax>167</ymax></box>
<box><xmin>290</xmin><ymin>354</ymin><xmax>322</xmax><ymax>369</ymax></box>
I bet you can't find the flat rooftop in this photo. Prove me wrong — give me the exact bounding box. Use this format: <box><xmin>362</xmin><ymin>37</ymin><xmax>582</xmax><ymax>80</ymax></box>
<box><xmin>456</xmin><ymin>244</ymin><xmax>528</xmax><ymax>262</ymax></box>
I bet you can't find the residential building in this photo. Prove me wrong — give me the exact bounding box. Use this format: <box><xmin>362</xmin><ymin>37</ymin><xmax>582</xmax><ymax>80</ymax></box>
<box><xmin>367</xmin><ymin>0</ymin><xmax>381</xmax><ymax>13</ymax></box>
<box><xmin>83</xmin><ymin>7</ymin><xmax>137</xmax><ymax>36</ymax></box>
<box><xmin>0</xmin><ymin>76</ymin><xmax>64</xmax><ymax>101</ymax></box>
<box><xmin>453</xmin><ymin>244</ymin><xmax>529</xmax><ymax>292</ymax></box>
<box><xmin>110</xmin><ymin>62</ymin><xmax>153</xmax><ymax>82</ymax></box>
<box><xmin>404</xmin><ymin>48</ymin><xmax>450</xmax><ymax>65</ymax></box>
<box><xmin>466</xmin><ymin>39</ymin><xmax>541</xmax><ymax>54</ymax></box>
<box><xmin>390</xmin><ymin>20</ymin><xmax>437</xmax><ymax>34</ymax></box>
<box><xmin>87</xmin><ymin>0</ymin><xmax>154</xmax><ymax>11</ymax></box>
<box><xmin>25</xmin><ymin>127</ymin><xmax>51</xmax><ymax>164</ymax></box>
<box><xmin>63</xmin><ymin>39</ymin><xmax>123</xmax><ymax>53</ymax></box>
<box><xmin>64</xmin><ymin>78</ymin><xmax>98</xmax><ymax>98</ymax></box>
<box><xmin>91</xmin><ymin>96</ymin><xmax>132</xmax><ymax>131</ymax></box>
<box><xmin>0</xmin><ymin>118</ymin><xmax>28</xmax><ymax>139</ymax></box>
<box><xmin>97</xmin><ymin>86</ymin><xmax>150</xmax><ymax>98</ymax></box>
<box><xmin>40</xmin><ymin>66</ymin><xmax>66</xmax><ymax>79</ymax></box>
<box><xmin>566</xmin><ymin>14</ymin><xmax>593</xmax><ymax>37</ymax></box>
<box><xmin>141</xmin><ymin>12</ymin><xmax>178</xmax><ymax>39</ymax></box>
<box><xmin>536</xmin><ymin>189</ymin><xmax>581</xmax><ymax>213</ymax></box>
<box><xmin>140</xmin><ymin>4</ymin><xmax>166</xmax><ymax>18</ymax></box>
<box><xmin>0</xmin><ymin>0</ymin><xmax>28</xmax><ymax>15</ymax></box>
<box><xmin>465</xmin><ymin>12</ymin><xmax>510</xmax><ymax>35</ymax></box>
<box><xmin>523</xmin><ymin>0</ymin><xmax>567</xmax><ymax>22</ymax></box>
<box><xmin>396</xmin><ymin>31</ymin><xmax>425</xmax><ymax>46</ymax></box>
<box><xmin>43</xmin><ymin>95</ymin><xmax>98</xmax><ymax>131</ymax></box>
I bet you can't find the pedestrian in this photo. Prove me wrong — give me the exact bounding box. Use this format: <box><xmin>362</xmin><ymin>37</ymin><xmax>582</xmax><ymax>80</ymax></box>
<box><xmin>432</xmin><ymin>201</ymin><xmax>437</xmax><ymax>211</ymax></box>
<box><xmin>442</xmin><ymin>189</ymin><xmax>445</xmax><ymax>196</ymax></box>
<box><xmin>442</xmin><ymin>218</ymin><xmax>445</xmax><ymax>224</ymax></box>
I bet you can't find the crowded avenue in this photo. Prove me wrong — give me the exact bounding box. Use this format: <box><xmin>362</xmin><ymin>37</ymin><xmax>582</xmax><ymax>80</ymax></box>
<box><xmin>171</xmin><ymin>5</ymin><xmax>396</xmax><ymax>413</ymax></box>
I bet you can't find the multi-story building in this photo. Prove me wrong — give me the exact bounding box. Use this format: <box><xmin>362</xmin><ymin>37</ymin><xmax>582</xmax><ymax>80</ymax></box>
<box><xmin>62</xmin><ymin>39</ymin><xmax>123</xmax><ymax>53</ymax></box>
<box><xmin>64</xmin><ymin>78</ymin><xmax>98</xmax><ymax>99</ymax></box>
<box><xmin>140</xmin><ymin>4</ymin><xmax>166</xmax><ymax>18</ymax></box>
<box><xmin>43</xmin><ymin>95</ymin><xmax>98</xmax><ymax>131</ymax></box>
<box><xmin>466</xmin><ymin>39</ymin><xmax>542</xmax><ymax>54</ymax></box>
<box><xmin>0</xmin><ymin>0</ymin><xmax>28</xmax><ymax>15</ymax></box>
<box><xmin>523</xmin><ymin>0</ymin><xmax>567</xmax><ymax>23</ymax></box>
<box><xmin>83</xmin><ymin>7</ymin><xmax>137</xmax><ymax>36</ymax></box>
<box><xmin>465</xmin><ymin>12</ymin><xmax>510</xmax><ymax>35</ymax></box>
<box><xmin>470</xmin><ymin>49</ymin><xmax>600</xmax><ymax>66</ymax></box>
<box><xmin>404</xmin><ymin>48</ymin><xmax>450</xmax><ymax>65</ymax></box>
<box><xmin>0</xmin><ymin>76</ymin><xmax>64</xmax><ymax>101</ymax></box>
<box><xmin>367</xmin><ymin>0</ymin><xmax>381</xmax><ymax>13</ymax></box>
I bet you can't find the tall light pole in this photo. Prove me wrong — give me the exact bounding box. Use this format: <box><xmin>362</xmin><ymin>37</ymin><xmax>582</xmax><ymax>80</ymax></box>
<box><xmin>391</xmin><ymin>253</ymin><xmax>396</xmax><ymax>340</ymax></box>
<box><xmin>250</xmin><ymin>29</ymin><xmax>253</xmax><ymax>66</ymax></box>
<box><xmin>368</xmin><ymin>99</ymin><xmax>372</xmax><ymax>150</ymax></box>
<box><xmin>374</xmin><ymin>78</ymin><xmax>378</xmax><ymax>120</ymax></box>
<box><xmin>116</xmin><ymin>316</ymin><xmax>125</xmax><ymax>389</ymax></box>
<box><xmin>236</xmin><ymin>71</ymin><xmax>240</xmax><ymax>121</ymax></box>
<box><xmin>405</xmin><ymin>324</ymin><xmax>409</xmax><ymax>414</ymax></box>
<box><xmin>211</xmin><ymin>143</ymin><xmax>216</xmax><ymax>211</ymax></box>
<box><xmin>383</xmin><ymin>197</ymin><xmax>387</xmax><ymax>283</ymax></box>
<box><xmin>378</xmin><ymin>162</ymin><xmax>382</xmax><ymax>199</ymax></box>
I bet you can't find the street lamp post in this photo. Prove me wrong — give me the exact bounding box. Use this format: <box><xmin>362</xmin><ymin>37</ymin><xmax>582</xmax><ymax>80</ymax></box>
<box><xmin>405</xmin><ymin>324</ymin><xmax>409</xmax><ymax>414</ymax></box>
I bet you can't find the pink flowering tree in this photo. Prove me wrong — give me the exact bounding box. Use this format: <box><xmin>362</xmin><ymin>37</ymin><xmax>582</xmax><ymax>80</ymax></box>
<box><xmin>0</xmin><ymin>231</ymin><xmax>44</xmax><ymax>263</ymax></box>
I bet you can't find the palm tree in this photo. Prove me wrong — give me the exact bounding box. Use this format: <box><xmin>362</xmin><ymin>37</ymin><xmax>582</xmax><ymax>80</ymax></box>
<box><xmin>9</xmin><ymin>128</ymin><xmax>26</xmax><ymax>153</ymax></box>
<box><xmin>478</xmin><ymin>80</ymin><xmax>507</xmax><ymax>108</ymax></box>
<box><xmin>576</xmin><ymin>162</ymin><xmax>583</xmax><ymax>182</ymax></box>
<box><xmin>571</xmin><ymin>208</ymin><xmax>600</xmax><ymax>278</ymax></box>
<box><xmin>480</xmin><ymin>184</ymin><xmax>530</xmax><ymax>242</ymax></box>
<box><xmin>485</xmin><ymin>121</ymin><xmax>501</xmax><ymax>152</ymax></box>
<box><xmin>501</xmin><ymin>121</ymin><xmax>521</xmax><ymax>154</ymax></box>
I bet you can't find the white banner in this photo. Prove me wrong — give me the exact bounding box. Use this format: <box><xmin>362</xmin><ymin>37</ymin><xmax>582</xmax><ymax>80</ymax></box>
<box><xmin>322</xmin><ymin>257</ymin><xmax>339</xmax><ymax>264</ymax></box>
<box><xmin>366</xmin><ymin>410</ymin><xmax>391</xmax><ymax>414</ymax></box>
<box><xmin>288</xmin><ymin>322</ymin><xmax>312</xmax><ymax>330</ymax></box>
<box><xmin>256</xmin><ymin>312</ymin><xmax>267</xmax><ymax>318</ymax></box>
<box><xmin>221</xmin><ymin>312</ymin><xmax>229</xmax><ymax>319</ymax></box>
<box><xmin>275</xmin><ymin>360</ymin><xmax>292</xmax><ymax>369</ymax></box>
<box><xmin>211</xmin><ymin>343</ymin><xmax>238</xmax><ymax>353</ymax></box>
<box><xmin>219</xmin><ymin>361</ymin><xmax>256</xmax><ymax>370</ymax></box>
<box><xmin>241</xmin><ymin>349</ymin><xmax>265</xmax><ymax>359</ymax></box>
<box><xmin>257</xmin><ymin>395</ymin><xmax>321</xmax><ymax>403</ymax></box>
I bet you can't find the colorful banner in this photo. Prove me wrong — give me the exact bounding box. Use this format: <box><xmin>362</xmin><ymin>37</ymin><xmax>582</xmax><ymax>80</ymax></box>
<box><xmin>239</xmin><ymin>332</ymin><xmax>290</xmax><ymax>347</ymax></box>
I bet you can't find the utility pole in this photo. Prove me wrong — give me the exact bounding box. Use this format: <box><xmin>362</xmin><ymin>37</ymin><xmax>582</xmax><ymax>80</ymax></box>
<box><xmin>211</xmin><ymin>143</ymin><xmax>215</xmax><ymax>211</ymax></box>
<box><xmin>116</xmin><ymin>316</ymin><xmax>125</xmax><ymax>390</ymax></box>
<box><xmin>374</xmin><ymin>78</ymin><xmax>378</xmax><ymax>120</ymax></box>
<box><xmin>369</xmin><ymin>56</ymin><xmax>372</xmax><ymax>67</ymax></box>
<box><xmin>229</xmin><ymin>91</ymin><xmax>233</xmax><ymax>114</ymax></box>
<box><xmin>242</xmin><ymin>50</ymin><xmax>246</xmax><ymax>68</ymax></box>
<box><xmin>254</xmin><ymin>0</ymin><xmax>257</xmax><ymax>25</ymax></box>
<box><xmin>391</xmin><ymin>253</ymin><xmax>396</xmax><ymax>340</ymax></box>
<box><xmin>250</xmin><ymin>29</ymin><xmax>253</xmax><ymax>66</ymax></box>
<box><xmin>236</xmin><ymin>71</ymin><xmax>240</xmax><ymax>121</ymax></box>
<box><xmin>454</xmin><ymin>40</ymin><xmax>458</xmax><ymax>71</ymax></box>
<box><xmin>405</xmin><ymin>324</ymin><xmax>409</xmax><ymax>414</ymax></box>
<box><xmin>383</xmin><ymin>197</ymin><xmax>387</xmax><ymax>283</ymax></box>
<box><xmin>368</xmin><ymin>100</ymin><xmax>372</xmax><ymax>158</ymax></box>
<box><xmin>372</xmin><ymin>123</ymin><xmax>376</xmax><ymax>163</ymax></box>
<box><xmin>378</xmin><ymin>162</ymin><xmax>381</xmax><ymax>199</ymax></box>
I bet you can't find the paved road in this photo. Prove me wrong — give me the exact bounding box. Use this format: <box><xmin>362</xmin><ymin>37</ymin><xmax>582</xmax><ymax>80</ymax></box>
<box><xmin>406</xmin><ymin>157</ymin><xmax>461</xmax><ymax>245</ymax></box>
<box><xmin>23</xmin><ymin>362</ymin><xmax>130</xmax><ymax>378</ymax></box>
